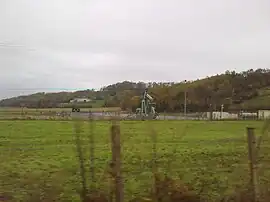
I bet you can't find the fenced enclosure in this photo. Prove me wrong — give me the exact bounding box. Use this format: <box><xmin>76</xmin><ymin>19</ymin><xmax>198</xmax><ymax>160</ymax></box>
<box><xmin>1</xmin><ymin>118</ymin><xmax>270</xmax><ymax>202</ymax></box>
<box><xmin>2</xmin><ymin>107</ymin><xmax>268</xmax><ymax>121</ymax></box>
<box><xmin>0</xmin><ymin>107</ymin><xmax>209</xmax><ymax>121</ymax></box>
<box><xmin>2</xmin><ymin>105</ymin><xmax>270</xmax><ymax>122</ymax></box>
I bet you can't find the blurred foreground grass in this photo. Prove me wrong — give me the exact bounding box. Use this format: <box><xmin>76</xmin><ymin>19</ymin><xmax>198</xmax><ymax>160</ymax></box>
<box><xmin>0</xmin><ymin>120</ymin><xmax>269</xmax><ymax>201</ymax></box>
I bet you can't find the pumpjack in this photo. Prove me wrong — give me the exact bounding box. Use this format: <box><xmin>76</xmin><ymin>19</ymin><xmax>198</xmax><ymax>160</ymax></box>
<box><xmin>135</xmin><ymin>89</ymin><xmax>159</xmax><ymax>120</ymax></box>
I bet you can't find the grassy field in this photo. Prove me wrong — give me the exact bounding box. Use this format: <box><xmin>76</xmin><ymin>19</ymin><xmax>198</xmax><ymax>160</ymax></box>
<box><xmin>0</xmin><ymin>107</ymin><xmax>120</xmax><ymax>112</ymax></box>
<box><xmin>0</xmin><ymin>107</ymin><xmax>121</xmax><ymax>119</ymax></box>
<box><xmin>1</xmin><ymin>120</ymin><xmax>270</xmax><ymax>201</ymax></box>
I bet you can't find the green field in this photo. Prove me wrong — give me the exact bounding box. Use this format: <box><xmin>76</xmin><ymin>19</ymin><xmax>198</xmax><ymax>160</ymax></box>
<box><xmin>1</xmin><ymin>120</ymin><xmax>270</xmax><ymax>201</ymax></box>
<box><xmin>0</xmin><ymin>107</ymin><xmax>120</xmax><ymax>112</ymax></box>
<box><xmin>0</xmin><ymin>107</ymin><xmax>121</xmax><ymax>120</ymax></box>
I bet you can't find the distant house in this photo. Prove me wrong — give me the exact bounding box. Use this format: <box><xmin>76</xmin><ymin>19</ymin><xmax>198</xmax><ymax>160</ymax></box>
<box><xmin>70</xmin><ymin>98</ymin><xmax>92</xmax><ymax>103</ymax></box>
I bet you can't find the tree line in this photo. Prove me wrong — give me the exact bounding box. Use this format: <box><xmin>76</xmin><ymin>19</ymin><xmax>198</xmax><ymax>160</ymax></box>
<box><xmin>1</xmin><ymin>68</ymin><xmax>270</xmax><ymax>112</ymax></box>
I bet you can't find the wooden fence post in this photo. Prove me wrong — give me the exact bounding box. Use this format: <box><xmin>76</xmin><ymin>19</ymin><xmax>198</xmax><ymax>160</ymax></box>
<box><xmin>246</xmin><ymin>127</ymin><xmax>259</xmax><ymax>202</ymax></box>
<box><xmin>88</xmin><ymin>112</ymin><xmax>95</xmax><ymax>191</ymax></box>
<box><xmin>74</xmin><ymin>120</ymin><xmax>88</xmax><ymax>201</ymax></box>
<box><xmin>151</xmin><ymin>127</ymin><xmax>158</xmax><ymax>202</ymax></box>
<box><xmin>111</xmin><ymin>120</ymin><xmax>124</xmax><ymax>202</ymax></box>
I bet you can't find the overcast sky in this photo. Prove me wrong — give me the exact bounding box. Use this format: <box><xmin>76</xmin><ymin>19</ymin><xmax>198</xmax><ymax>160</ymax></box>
<box><xmin>0</xmin><ymin>0</ymin><xmax>270</xmax><ymax>99</ymax></box>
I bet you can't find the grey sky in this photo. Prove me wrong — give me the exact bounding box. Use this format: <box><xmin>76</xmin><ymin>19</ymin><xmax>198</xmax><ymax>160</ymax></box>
<box><xmin>0</xmin><ymin>0</ymin><xmax>270</xmax><ymax>99</ymax></box>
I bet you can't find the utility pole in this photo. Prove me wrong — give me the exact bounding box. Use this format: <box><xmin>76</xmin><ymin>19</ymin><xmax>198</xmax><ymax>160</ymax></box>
<box><xmin>209</xmin><ymin>96</ymin><xmax>213</xmax><ymax>121</ymax></box>
<box><xmin>220</xmin><ymin>104</ymin><xmax>224</xmax><ymax>119</ymax></box>
<box><xmin>231</xmin><ymin>87</ymin><xmax>234</xmax><ymax>105</ymax></box>
<box><xmin>184</xmin><ymin>80</ymin><xmax>187</xmax><ymax>118</ymax></box>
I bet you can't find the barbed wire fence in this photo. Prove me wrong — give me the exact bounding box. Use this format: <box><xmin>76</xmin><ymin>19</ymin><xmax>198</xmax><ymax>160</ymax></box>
<box><xmin>1</xmin><ymin>110</ymin><xmax>270</xmax><ymax>201</ymax></box>
<box><xmin>68</xmin><ymin>115</ymin><xmax>270</xmax><ymax>202</ymax></box>
<box><xmin>0</xmin><ymin>107</ymin><xmax>266</xmax><ymax>121</ymax></box>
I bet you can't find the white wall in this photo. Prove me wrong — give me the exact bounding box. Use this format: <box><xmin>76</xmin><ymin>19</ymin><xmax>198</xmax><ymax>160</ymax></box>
<box><xmin>206</xmin><ymin>111</ymin><xmax>238</xmax><ymax>120</ymax></box>
<box><xmin>258</xmin><ymin>110</ymin><xmax>270</xmax><ymax>119</ymax></box>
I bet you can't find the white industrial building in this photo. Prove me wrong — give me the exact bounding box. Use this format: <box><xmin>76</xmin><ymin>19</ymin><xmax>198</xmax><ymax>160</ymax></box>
<box><xmin>205</xmin><ymin>110</ymin><xmax>270</xmax><ymax>120</ymax></box>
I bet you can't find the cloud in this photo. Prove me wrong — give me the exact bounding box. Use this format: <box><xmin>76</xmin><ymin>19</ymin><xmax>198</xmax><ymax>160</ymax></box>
<box><xmin>0</xmin><ymin>0</ymin><xmax>270</xmax><ymax>99</ymax></box>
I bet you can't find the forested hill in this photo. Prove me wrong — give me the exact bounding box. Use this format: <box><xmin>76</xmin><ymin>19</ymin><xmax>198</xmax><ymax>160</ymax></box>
<box><xmin>1</xmin><ymin>68</ymin><xmax>270</xmax><ymax>112</ymax></box>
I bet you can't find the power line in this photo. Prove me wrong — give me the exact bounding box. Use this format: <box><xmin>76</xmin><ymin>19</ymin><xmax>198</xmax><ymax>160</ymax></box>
<box><xmin>0</xmin><ymin>42</ymin><xmax>36</xmax><ymax>51</ymax></box>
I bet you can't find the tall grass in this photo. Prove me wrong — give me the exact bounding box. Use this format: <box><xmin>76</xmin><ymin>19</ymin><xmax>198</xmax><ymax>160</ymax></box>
<box><xmin>72</xmin><ymin>118</ymin><xmax>270</xmax><ymax>202</ymax></box>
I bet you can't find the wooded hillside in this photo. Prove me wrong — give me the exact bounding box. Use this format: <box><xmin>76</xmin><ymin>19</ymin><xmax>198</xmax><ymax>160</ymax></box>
<box><xmin>1</xmin><ymin>68</ymin><xmax>270</xmax><ymax>112</ymax></box>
